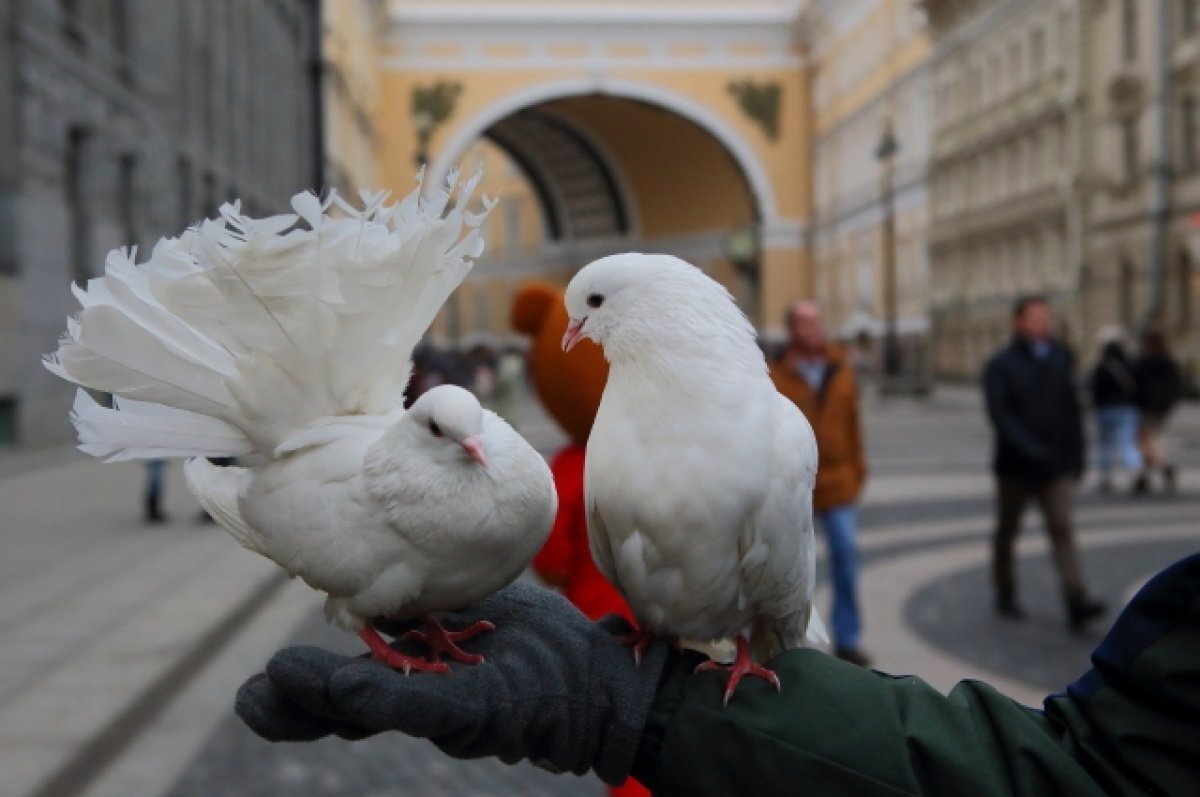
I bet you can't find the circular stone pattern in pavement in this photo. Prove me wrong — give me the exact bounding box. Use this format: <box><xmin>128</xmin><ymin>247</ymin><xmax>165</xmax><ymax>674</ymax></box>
<box><xmin>903</xmin><ymin>538</ymin><xmax>1198</xmax><ymax>695</ymax></box>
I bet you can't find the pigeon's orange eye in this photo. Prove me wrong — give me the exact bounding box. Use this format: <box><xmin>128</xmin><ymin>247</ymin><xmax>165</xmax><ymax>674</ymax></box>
<box><xmin>587</xmin><ymin>294</ymin><xmax>604</xmax><ymax>309</ymax></box>
<box><xmin>430</xmin><ymin>421</ymin><xmax>443</xmax><ymax>438</ymax></box>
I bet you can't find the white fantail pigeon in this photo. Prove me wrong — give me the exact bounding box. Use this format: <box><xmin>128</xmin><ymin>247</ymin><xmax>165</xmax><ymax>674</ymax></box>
<box><xmin>45</xmin><ymin>172</ymin><xmax>557</xmax><ymax>674</ymax></box>
<box><xmin>562</xmin><ymin>253</ymin><xmax>827</xmax><ymax>704</ymax></box>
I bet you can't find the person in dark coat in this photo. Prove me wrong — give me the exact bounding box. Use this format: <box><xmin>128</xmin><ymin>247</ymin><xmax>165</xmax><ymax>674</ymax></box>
<box><xmin>982</xmin><ymin>295</ymin><xmax>1105</xmax><ymax>631</ymax></box>
<box><xmin>236</xmin><ymin>552</ymin><xmax>1200</xmax><ymax>797</ymax></box>
<box><xmin>1087</xmin><ymin>334</ymin><xmax>1142</xmax><ymax>493</ymax></box>
<box><xmin>1131</xmin><ymin>330</ymin><xmax>1184</xmax><ymax>495</ymax></box>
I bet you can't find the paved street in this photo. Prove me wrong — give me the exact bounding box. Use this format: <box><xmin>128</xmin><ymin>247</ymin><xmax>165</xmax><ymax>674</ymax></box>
<box><xmin>1</xmin><ymin>385</ymin><xmax>1197</xmax><ymax>797</ymax></box>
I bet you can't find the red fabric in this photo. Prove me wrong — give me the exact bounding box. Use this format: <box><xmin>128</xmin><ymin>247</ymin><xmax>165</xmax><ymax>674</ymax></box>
<box><xmin>534</xmin><ymin>445</ymin><xmax>646</xmax><ymax>797</ymax></box>
<box><xmin>532</xmin><ymin>444</ymin><xmax>634</xmax><ymax>624</ymax></box>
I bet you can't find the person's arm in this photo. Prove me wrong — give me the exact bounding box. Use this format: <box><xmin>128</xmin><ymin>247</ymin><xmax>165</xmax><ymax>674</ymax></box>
<box><xmin>636</xmin><ymin>650</ymin><xmax>1104</xmax><ymax>797</ymax></box>
<box><xmin>238</xmin><ymin>555</ymin><xmax>1200</xmax><ymax>796</ymax></box>
<box><xmin>983</xmin><ymin>359</ymin><xmax>1052</xmax><ymax>464</ymax></box>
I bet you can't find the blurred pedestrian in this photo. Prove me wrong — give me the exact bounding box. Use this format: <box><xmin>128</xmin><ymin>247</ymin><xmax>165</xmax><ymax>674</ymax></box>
<box><xmin>143</xmin><ymin>459</ymin><xmax>168</xmax><ymax>523</ymax></box>
<box><xmin>770</xmin><ymin>300</ymin><xmax>869</xmax><ymax>666</ymax></box>
<box><xmin>1132</xmin><ymin>330</ymin><xmax>1184</xmax><ymax>495</ymax></box>
<box><xmin>1087</xmin><ymin>329</ymin><xmax>1141</xmax><ymax>493</ymax></box>
<box><xmin>983</xmin><ymin>295</ymin><xmax>1105</xmax><ymax>632</ymax></box>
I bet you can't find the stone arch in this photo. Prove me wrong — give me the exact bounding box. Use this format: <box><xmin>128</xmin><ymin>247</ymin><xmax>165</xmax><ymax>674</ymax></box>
<box><xmin>425</xmin><ymin>74</ymin><xmax>778</xmax><ymax>225</ymax></box>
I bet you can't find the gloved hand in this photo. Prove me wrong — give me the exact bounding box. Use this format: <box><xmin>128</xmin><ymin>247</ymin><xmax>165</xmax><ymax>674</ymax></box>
<box><xmin>235</xmin><ymin>581</ymin><xmax>671</xmax><ymax>785</ymax></box>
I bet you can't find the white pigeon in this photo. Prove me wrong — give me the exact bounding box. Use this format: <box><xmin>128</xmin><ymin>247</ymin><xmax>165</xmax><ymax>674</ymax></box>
<box><xmin>562</xmin><ymin>253</ymin><xmax>827</xmax><ymax>704</ymax></box>
<box><xmin>44</xmin><ymin>172</ymin><xmax>557</xmax><ymax>673</ymax></box>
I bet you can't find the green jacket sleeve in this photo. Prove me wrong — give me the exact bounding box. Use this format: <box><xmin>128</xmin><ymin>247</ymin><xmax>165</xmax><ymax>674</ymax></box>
<box><xmin>632</xmin><ymin>553</ymin><xmax>1200</xmax><ymax>796</ymax></box>
<box><xmin>633</xmin><ymin>650</ymin><xmax>1105</xmax><ymax>797</ymax></box>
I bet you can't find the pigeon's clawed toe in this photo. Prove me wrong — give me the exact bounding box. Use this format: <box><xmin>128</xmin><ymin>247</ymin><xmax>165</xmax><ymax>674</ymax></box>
<box><xmin>615</xmin><ymin>627</ymin><xmax>657</xmax><ymax>666</ymax></box>
<box><xmin>357</xmin><ymin>627</ymin><xmax>449</xmax><ymax>675</ymax></box>
<box><xmin>694</xmin><ymin>637</ymin><xmax>782</xmax><ymax>707</ymax></box>
<box><xmin>403</xmin><ymin>618</ymin><xmax>495</xmax><ymax>665</ymax></box>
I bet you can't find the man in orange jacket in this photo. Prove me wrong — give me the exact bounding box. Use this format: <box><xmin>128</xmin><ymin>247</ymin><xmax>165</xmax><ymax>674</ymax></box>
<box><xmin>769</xmin><ymin>301</ymin><xmax>870</xmax><ymax>665</ymax></box>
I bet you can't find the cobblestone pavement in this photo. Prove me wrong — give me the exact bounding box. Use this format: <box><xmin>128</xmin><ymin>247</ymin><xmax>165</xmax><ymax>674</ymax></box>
<box><xmin>156</xmin><ymin>386</ymin><xmax>1200</xmax><ymax>795</ymax></box>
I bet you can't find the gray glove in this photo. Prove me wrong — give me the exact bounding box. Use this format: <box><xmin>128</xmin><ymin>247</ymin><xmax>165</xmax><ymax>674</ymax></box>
<box><xmin>236</xmin><ymin>582</ymin><xmax>671</xmax><ymax>786</ymax></box>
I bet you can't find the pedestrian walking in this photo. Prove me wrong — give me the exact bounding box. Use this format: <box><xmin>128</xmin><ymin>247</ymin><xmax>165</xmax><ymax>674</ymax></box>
<box><xmin>983</xmin><ymin>295</ymin><xmax>1106</xmax><ymax>632</ymax></box>
<box><xmin>770</xmin><ymin>300</ymin><xmax>870</xmax><ymax>666</ymax></box>
<box><xmin>143</xmin><ymin>459</ymin><xmax>168</xmax><ymax>523</ymax></box>
<box><xmin>1087</xmin><ymin>331</ymin><xmax>1142</xmax><ymax>493</ymax></box>
<box><xmin>1132</xmin><ymin>330</ymin><xmax>1185</xmax><ymax>495</ymax></box>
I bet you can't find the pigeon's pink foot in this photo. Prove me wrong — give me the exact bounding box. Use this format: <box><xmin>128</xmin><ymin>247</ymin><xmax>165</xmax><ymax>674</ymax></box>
<box><xmin>694</xmin><ymin>636</ymin><xmax>781</xmax><ymax>707</ymax></box>
<box><xmin>403</xmin><ymin>618</ymin><xmax>496</xmax><ymax>665</ymax></box>
<box><xmin>616</xmin><ymin>627</ymin><xmax>657</xmax><ymax>665</ymax></box>
<box><xmin>357</xmin><ymin>627</ymin><xmax>450</xmax><ymax>675</ymax></box>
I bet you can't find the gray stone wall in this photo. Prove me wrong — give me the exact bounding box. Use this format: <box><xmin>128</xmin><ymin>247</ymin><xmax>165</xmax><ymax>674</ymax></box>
<box><xmin>1</xmin><ymin>0</ymin><xmax>320</xmax><ymax>447</ymax></box>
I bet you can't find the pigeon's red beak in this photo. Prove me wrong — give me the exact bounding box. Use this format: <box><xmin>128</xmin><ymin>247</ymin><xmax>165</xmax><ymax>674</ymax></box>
<box><xmin>562</xmin><ymin>317</ymin><xmax>586</xmax><ymax>352</ymax></box>
<box><xmin>460</xmin><ymin>435</ymin><xmax>487</xmax><ymax>467</ymax></box>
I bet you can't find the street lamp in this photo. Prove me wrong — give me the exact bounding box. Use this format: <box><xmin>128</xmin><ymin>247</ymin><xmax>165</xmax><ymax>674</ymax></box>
<box><xmin>876</xmin><ymin>117</ymin><xmax>901</xmax><ymax>390</ymax></box>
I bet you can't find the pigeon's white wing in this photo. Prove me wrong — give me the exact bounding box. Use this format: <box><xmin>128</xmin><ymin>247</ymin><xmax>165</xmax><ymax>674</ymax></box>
<box><xmin>183</xmin><ymin>457</ymin><xmax>266</xmax><ymax>557</ymax></box>
<box><xmin>45</xmin><ymin>171</ymin><xmax>494</xmax><ymax>459</ymax></box>
<box><xmin>741</xmin><ymin>393</ymin><xmax>826</xmax><ymax>660</ymax></box>
<box><xmin>585</xmin><ymin>497</ymin><xmax>621</xmax><ymax>593</ymax></box>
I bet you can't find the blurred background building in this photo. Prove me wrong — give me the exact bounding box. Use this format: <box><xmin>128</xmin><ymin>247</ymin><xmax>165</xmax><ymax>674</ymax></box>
<box><xmin>377</xmin><ymin>0</ymin><xmax>812</xmax><ymax>350</ymax></box>
<box><xmin>924</xmin><ymin>0</ymin><xmax>1088</xmax><ymax>379</ymax></box>
<box><xmin>806</xmin><ymin>0</ymin><xmax>933</xmax><ymax>389</ymax></box>
<box><xmin>0</xmin><ymin>0</ymin><xmax>321</xmax><ymax>447</ymax></box>
<box><xmin>4</xmin><ymin>0</ymin><xmax>1200</xmax><ymax>448</ymax></box>
<box><xmin>1084</xmin><ymin>0</ymin><xmax>1200</xmax><ymax>371</ymax></box>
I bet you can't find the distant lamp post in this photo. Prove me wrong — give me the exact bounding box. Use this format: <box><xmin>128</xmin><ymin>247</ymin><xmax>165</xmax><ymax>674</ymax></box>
<box><xmin>725</xmin><ymin>226</ymin><xmax>762</xmax><ymax>323</ymax></box>
<box><xmin>876</xmin><ymin>117</ymin><xmax>901</xmax><ymax>390</ymax></box>
<box><xmin>411</xmin><ymin>80</ymin><xmax>462</xmax><ymax>168</ymax></box>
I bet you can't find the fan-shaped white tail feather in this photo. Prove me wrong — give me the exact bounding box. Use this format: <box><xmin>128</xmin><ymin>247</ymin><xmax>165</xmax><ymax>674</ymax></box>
<box><xmin>71</xmin><ymin>391</ymin><xmax>252</xmax><ymax>461</ymax></box>
<box><xmin>45</xmin><ymin>171</ymin><xmax>493</xmax><ymax>461</ymax></box>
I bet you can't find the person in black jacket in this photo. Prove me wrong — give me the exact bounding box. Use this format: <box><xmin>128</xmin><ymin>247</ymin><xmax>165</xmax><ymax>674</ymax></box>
<box><xmin>1131</xmin><ymin>330</ymin><xmax>1184</xmax><ymax>495</ymax></box>
<box><xmin>1087</xmin><ymin>335</ymin><xmax>1142</xmax><ymax>493</ymax></box>
<box><xmin>983</xmin><ymin>296</ymin><xmax>1106</xmax><ymax>631</ymax></box>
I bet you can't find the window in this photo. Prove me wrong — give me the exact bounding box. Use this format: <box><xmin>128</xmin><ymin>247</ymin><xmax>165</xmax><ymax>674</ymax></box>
<box><xmin>177</xmin><ymin>157</ymin><xmax>193</xmax><ymax>226</ymax></box>
<box><xmin>1122</xmin><ymin>0</ymin><xmax>1138</xmax><ymax>62</ymax></box>
<box><xmin>1119</xmin><ymin>259</ymin><xmax>1136</xmax><ymax>324</ymax></box>
<box><xmin>1178</xmin><ymin>249</ymin><xmax>1193</xmax><ymax>330</ymax></box>
<box><xmin>1182</xmin><ymin>94</ymin><xmax>1199</xmax><ymax>173</ymax></box>
<box><xmin>1008</xmin><ymin>41</ymin><xmax>1023</xmax><ymax>90</ymax></box>
<box><xmin>118</xmin><ymin>154</ymin><xmax>136</xmax><ymax>247</ymax></box>
<box><xmin>1030</xmin><ymin>28</ymin><xmax>1045</xmax><ymax>78</ymax></box>
<box><xmin>1122</xmin><ymin>115</ymin><xmax>1140</xmax><ymax>184</ymax></box>
<box><xmin>65</xmin><ymin>127</ymin><xmax>90</xmax><ymax>285</ymax></box>
<box><xmin>1184</xmin><ymin>0</ymin><xmax>1199</xmax><ymax>35</ymax></box>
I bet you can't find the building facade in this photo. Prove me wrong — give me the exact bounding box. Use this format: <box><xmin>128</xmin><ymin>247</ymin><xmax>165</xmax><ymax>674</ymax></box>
<box><xmin>375</xmin><ymin>0</ymin><xmax>813</xmax><ymax>344</ymax></box>
<box><xmin>924</xmin><ymin>0</ymin><xmax>1089</xmax><ymax>378</ymax></box>
<box><xmin>806</xmin><ymin>0</ymin><xmax>933</xmax><ymax>382</ymax></box>
<box><xmin>0</xmin><ymin>0</ymin><xmax>320</xmax><ymax>447</ymax></box>
<box><xmin>1086</xmin><ymin>0</ymin><xmax>1200</xmax><ymax>376</ymax></box>
<box><xmin>322</xmin><ymin>0</ymin><xmax>382</xmax><ymax>198</ymax></box>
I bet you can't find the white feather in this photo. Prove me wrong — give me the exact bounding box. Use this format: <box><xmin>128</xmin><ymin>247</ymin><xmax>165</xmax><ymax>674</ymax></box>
<box><xmin>71</xmin><ymin>391</ymin><xmax>251</xmax><ymax>461</ymax></box>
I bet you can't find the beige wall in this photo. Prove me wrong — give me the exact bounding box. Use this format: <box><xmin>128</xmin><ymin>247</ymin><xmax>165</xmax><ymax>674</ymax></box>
<box><xmin>926</xmin><ymin>0</ymin><xmax>1086</xmax><ymax>378</ymax></box>
<box><xmin>323</xmin><ymin>0</ymin><xmax>382</xmax><ymax>197</ymax></box>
